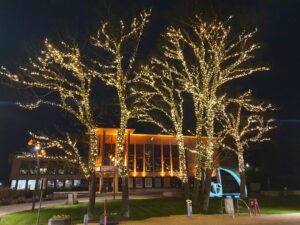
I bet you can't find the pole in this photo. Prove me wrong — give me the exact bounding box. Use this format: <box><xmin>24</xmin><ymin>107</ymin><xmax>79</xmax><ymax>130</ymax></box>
<box><xmin>32</xmin><ymin>152</ymin><xmax>40</xmax><ymax>211</ymax></box>
<box><xmin>36</xmin><ymin>178</ymin><xmax>44</xmax><ymax>225</ymax></box>
<box><xmin>113</xmin><ymin>168</ymin><xmax>116</xmax><ymax>200</ymax></box>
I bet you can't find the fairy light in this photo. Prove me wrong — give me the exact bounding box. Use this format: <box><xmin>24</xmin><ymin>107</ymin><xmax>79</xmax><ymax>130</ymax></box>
<box><xmin>221</xmin><ymin>92</ymin><xmax>275</xmax><ymax>174</ymax></box>
<box><xmin>0</xmin><ymin>38</ymin><xmax>99</xmax><ymax>180</ymax></box>
<box><xmin>132</xmin><ymin>67</ymin><xmax>189</xmax><ymax>184</ymax></box>
<box><xmin>150</xmin><ymin>16</ymin><xmax>270</xmax><ymax>174</ymax></box>
<box><xmin>91</xmin><ymin>10</ymin><xmax>151</xmax><ymax>177</ymax></box>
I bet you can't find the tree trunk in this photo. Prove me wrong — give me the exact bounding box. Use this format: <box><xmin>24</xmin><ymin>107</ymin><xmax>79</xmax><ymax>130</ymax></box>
<box><xmin>176</xmin><ymin>136</ymin><xmax>190</xmax><ymax>199</ymax></box>
<box><xmin>201</xmin><ymin>168</ymin><xmax>212</xmax><ymax>213</ymax></box>
<box><xmin>121</xmin><ymin>176</ymin><xmax>130</xmax><ymax>218</ymax></box>
<box><xmin>192</xmin><ymin>179</ymin><xmax>201</xmax><ymax>205</ymax></box>
<box><xmin>240</xmin><ymin>171</ymin><xmax>246</xmax><ymax>199</ymax></box>
<box><xmin>238</xmin><ymin>153</ymin><xmax>246</xmax><ymax>199</ymax></box>
<box><xmin>87</xmin><ymin>173</ymin><xmax>96</xmax><ymax>221</ymax></box>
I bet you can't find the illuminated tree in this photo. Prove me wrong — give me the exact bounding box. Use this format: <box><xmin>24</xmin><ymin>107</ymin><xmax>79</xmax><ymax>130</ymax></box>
<box><xmin>91</xmin><ymin>10</ymin><xmax>151</xmax><ymax>218</ymax></box>
<box><xmin>0</xmin><ymin>40</ymin><xmax>99</xmax><ymax>220</ymax></box>
<box><xmin>221</xmin><ymin>91</ymin><xmax>275</xmax><ymax>198</ymax></box>
<box><xmin>155</xmin><ymin>16</ymin><xmax>269</xmax><ymax>212</ymax></box>
<box><xmin>132</xmin><ymin>64</ymin><xmax>190</xmax><ymax>199</ymax></box>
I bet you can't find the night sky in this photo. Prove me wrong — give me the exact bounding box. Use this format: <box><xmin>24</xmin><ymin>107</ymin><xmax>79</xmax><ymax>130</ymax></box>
<box><xmin>1</xmin><ymin>0</ymin><xmax>300</xmax><ymax>188</ymax></box>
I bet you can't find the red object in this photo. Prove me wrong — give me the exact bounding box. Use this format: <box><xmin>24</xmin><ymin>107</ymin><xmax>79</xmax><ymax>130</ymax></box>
<box><xmin>248</xmin><ymin>198</ymin><xmax>260</xmax><ymax>216</ymax></box>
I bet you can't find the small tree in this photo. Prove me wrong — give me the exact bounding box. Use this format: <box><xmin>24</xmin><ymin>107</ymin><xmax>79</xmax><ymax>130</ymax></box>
<box><xmin>91</xmin><ymin>10</ymin><xmax>151</xmax><ymax>218</ymax></box>
<box><xmin>221</xmin><ymin>91</ymin><xmax>275</xmax><ymax>198</ymax></box>
<box><xmin>0</xmin><ymin>40</ymin><xmax>99</xmax><ymax>220</ymax></box>
<box><xmin>132</xmin><ymin>64</ymin><xmax>190</xmax><ymax>199</ymax></box>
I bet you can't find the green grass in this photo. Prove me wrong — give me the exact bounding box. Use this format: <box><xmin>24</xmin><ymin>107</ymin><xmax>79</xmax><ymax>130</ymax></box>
<box><xmin>1</xmin><ymin>196</ymin><xmax>300</xmax><ymax>225</ymax></box>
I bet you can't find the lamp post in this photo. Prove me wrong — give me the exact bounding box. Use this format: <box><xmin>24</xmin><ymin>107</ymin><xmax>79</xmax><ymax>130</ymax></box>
<box><xmin>28</xmin><ymin>140</ymin><xmax>42</xmax><ymax>211</ymax></box>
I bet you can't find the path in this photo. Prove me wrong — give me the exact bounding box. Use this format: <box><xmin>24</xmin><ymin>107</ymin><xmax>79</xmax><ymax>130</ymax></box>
<box><xmin>79</xmin><ymin>214</ymin><xmax>300</xmax><ymax>225</ymax></box>
<box><xmin>0</xmin><ymin>196</ymin><xmax>121</xmax><ymax>216</ymax></box>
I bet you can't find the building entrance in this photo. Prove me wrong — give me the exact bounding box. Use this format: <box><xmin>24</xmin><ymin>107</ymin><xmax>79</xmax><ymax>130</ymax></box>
<box><xmin>101</xmin><ymin>178</ymin><xmax>114</xmax><ymax>193</ymax></box>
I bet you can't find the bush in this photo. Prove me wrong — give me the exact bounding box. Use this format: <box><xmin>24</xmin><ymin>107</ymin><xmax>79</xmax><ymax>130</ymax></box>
<box><xmin>0</xmin><ymin>188</ymin><xmax>35</xmax><ymax>204</ymax></box>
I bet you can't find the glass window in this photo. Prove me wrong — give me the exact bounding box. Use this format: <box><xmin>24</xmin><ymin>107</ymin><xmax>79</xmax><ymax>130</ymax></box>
<box><xmin>145</xmin><ymin>178</ymin><xmax>152</xmax><ymax>188</ymax></box>
<box><xmin>128</xmin><ymin>178</ymin><xmax>134</xmax><ymax>189</ymax></box>
<box><xmin>65</xmin><ymin>180</ymin><xmax>72</xmax><ymax>189</ymax></box>
<box><xmin>172</xmin><ymin>145</ymin><xmax>179</xmax><ymax>171</ymax></box>
<box><xmin>128</xmin><ymin>144</ymin><xmax>134</xmax><ymax>172</ymax></box>
<box><xmin>19</xmin><ymin>161</ymin><xmax>29</xmax><ymax>175</ymax></box>
<box><xmin>17</xmin><ymin>180</ymin><xmax>26</xmax><ymax>190</ymax></box>
<box><xmin>29</xmin><ymin>161</ymin><xmax>37</xmax><ymax>175</ymax></box>
<box><xmin>47</xmin><ymin>161</ymin><xmax>56</xmax><ymax>175</ymax></box>
<box><xmin>39</xmin><ymin>162</ymin><xmax>48</xmax><ymax>174</ymax></box>
<box><xmin>103</xmin><ymin>144</ymin><xmax>115</xmax><ymax>166</ymax></box>
<box><xmin>73</xmin><ymin>180</ymin><xmax>81</xmax><ymax>187</ymax></box>
<box><xmin>57</xmin><ymin>163</ymin><xmax>65</xmax><ymax>175</ymax></box>
<box><xmin>145</xmin><ymin>144</ymin><xmax>153</xmax><ymax>172</ymax></box>
<box><xmin>163</xmin><ymin>145</ymin><xmax>171</xmax><ymax>171</ymax></box>
<box><xmin>47</xmin><ymin>180</ymin><xmax>55</xmax><ymax>189</ymax></box>
<box><xmin>154</xmin><ymin>178</ymin><xmax>161</xmax><ymax>188</ymax></box>
<box><xmin>56</xmin><ymin>180</ymin><xmax>64</xmax><ymax>189</ymax></box>
<box><xmin>136</xmin><ymin>145</ymin><xmax>144</xmax><ymax>172</ymax></box>
<box><xmin>164</xmin><ymin>178</ymin><xmax>171</xmax><ymax>188</ymax></box>
<box><xmin>154</xmin><ymin>145</ymin><xmax>162</xmax><ymax>172</ymax></box>
<box><xmin>10</xmin><ymin>180</ymin><xmax>16</xmax><ymax>189</ymax></box>
<box><xmin>27</xmin><ymin>180</ymin><xmax>36</xmax><ymax>190</ymax></box>
<box><xmin>136</xmin><ymin>178</ymin><xmax>143</xmax><ymax>188</ymax></box>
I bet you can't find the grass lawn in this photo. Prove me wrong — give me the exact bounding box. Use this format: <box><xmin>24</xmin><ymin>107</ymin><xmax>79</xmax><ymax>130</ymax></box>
<box><xmin>1</xmin><ymin>195</ymin><xmax>300</xmax><ymax>225</ymax></box>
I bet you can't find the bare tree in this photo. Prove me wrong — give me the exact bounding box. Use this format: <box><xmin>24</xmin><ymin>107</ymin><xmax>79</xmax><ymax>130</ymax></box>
<box><xmin>0</xmin><ymin>39</ymin><xmax>99</xmax><ymax>220</ymax></box>
<box><xmin>132</xmin><ymin>64</ymin><xmax>190</xmax><ymax>199</ymax></box>
<box><xmin>90</xmin><ymin>10</ymin><xmax>151</xmax><ymax>218</ymax></box>
<box><xmin>221</xmin><ymin>91</ymin><xmax>275</xmax><ymax>198</ymax></box>
<box><xmin>153</xmin><ymin>16</ymin><xmax>269</xmax><ymax>212</ymax></box>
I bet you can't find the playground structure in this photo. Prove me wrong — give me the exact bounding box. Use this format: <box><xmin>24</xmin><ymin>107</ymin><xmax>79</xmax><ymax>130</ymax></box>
<box><xmin>210</xmin><ymin>167</ymin><xmax>247</xmax><ymax>198</ymax></box>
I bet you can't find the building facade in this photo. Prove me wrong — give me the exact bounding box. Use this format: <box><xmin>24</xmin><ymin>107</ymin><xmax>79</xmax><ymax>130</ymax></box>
<box><xmin>10</xmin><ymin>128</ymin><xmax>240</xmax><ymax>195</ymax></box>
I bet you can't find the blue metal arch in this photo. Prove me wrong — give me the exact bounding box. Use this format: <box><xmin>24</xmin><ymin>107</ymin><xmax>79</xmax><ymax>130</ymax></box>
<box><xmin>209</xmin><ymin>167</ymin><xmax>247</xmax><ymax>198</ymax></box>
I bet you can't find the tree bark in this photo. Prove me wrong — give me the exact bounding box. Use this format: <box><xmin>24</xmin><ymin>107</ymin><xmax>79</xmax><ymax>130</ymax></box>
<box><xmin>192</xmin><ymin>178</ymin><xmax>201</xmax><ymax>205</ymax></box>
<box><xmin>121</xmin><ymin>176</ymin><xmax>130</xmax><ymax>218</ymax></box>
<box><xmin>201</xmin><ymin>168</ymin><xmax>212</xmax><ymax>213</ymax></box>
<box><xmin>87</xmin><ymin>173</ymin><xmax>96</xmax><ymax>221</ymax></box>
<box><xmin>238</xmin><ymin>153</ymin><xmax>246</xmax><ymax>199</ymax></box>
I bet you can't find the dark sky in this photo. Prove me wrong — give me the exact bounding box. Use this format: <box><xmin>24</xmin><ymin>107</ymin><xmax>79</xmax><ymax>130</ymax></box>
<box><xmin>0</xmin><ymin>0</ymin><xmax>300</xmax><ymax>186</ymax></box>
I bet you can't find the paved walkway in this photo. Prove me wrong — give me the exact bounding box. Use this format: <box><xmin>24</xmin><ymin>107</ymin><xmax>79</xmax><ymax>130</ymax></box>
<box><xmin>78</xmin><ymin>214</ymin><xmax>300</xmax><ymax>225</ymax></box>
<box><xmin>0</xmin><ymin>196</ymin><xmax>121</xmax><ymax>216</ymax></box>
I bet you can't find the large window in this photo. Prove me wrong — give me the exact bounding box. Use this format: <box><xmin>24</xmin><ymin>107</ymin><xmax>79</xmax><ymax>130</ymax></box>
<box><xmin>65</xmin><ymin>180</ymin><xmax>72</xmax><ymax>189</ymax></box>
<box><xmin>172</xmin><ymin>145</ymin><xmax>179</xmax><ymax>171</ymax></box>
<box><xmin>103</xmin><ymin>144</ymin><xmax>115</xmax><ymax>166</ymax></box>
<box><xmin>10</xmin><ymin>180</ymin><xmax>16</xmax><ymax>189</ymax></box>
<box><xmin>39</xmin><ymin>162</ymin><xmax>48</xmax><ymax>175</ymax></box>
<box><xmin>145</xmin><ymin>178</ymin><xmax>152</xmax><ymax>188</ymax></box>
<box><xmin>47</xmin><ymin>180</ymin><xmax>55</xmax><ymax>189</ymax></box>
<box><xmin>17</xmin><ymin>180</ymin><xmax>26</xmax><ymax>190</ymax></box>
<box><xmin>56</xmin><ymin>180</ymin><xmax>64</xmax><ymax>189</ymax></box>
<box><xmin>145</xmin><ymin>144</ymin><xmax>153</xmax><ymax>172</ymax></box>
<box><xmin>164</xmin><ymin>178</ymin><xmax>171</xmax><ymax>188</ymax></box>
<box><xmin>47</xmin><ymin>161</ymin><xmax>56</xmax><ymax>175</ymax></box>
<box><xmin>154</xmin><ymin>145</ymin><xmax>162</xmax><ymax>172</ymax></box>
<box><xmin>29</xmin><ymin>161</ymin><xmax>37</xmax><ymax>175</ymax></box>
<box><xmin>128</xmin><ymin>144</ymin><xmax>134</xmax><ymax>172</ymax></box>
<box><xmin>73</xmin><ymin>180</ymin><xmax>81</xmax><ymax>187</ymax></box>
<box><xmin>136</xmin><ymin>144</ymin><xmax>144</xmax><ymax>172</ymax></box>
<box><xmin>19</xmin><ymin>161</ymin><xmax>29</xmax><ymax>175</ymax></box>
<box><xmin>135</xmin><ymin>178</ymin><xmax>143</xmax><ymax>188</ymax></box>
<box><xmin>154</xmin><ymin>178</ymin><xmax>162</xmax><ymax>188</ymax></box>
<box><xmin>27</xmin><ymin>180</ymin><xmax>36</xmax><ymax>190</ymax></box>
<box><xmin>163</xmin><ymin>145</ymin><xmax>171</xmax><ymax>172</ymax></box>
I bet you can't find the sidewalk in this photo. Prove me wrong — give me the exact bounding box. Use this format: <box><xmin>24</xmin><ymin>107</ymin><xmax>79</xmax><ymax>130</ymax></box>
<box><xmin>0</xmin><ymin>196</ymin><xmax>122</xmax><ymax>216</ymax></box>
<box><xmin>77</xmin><ymin>214</ymin><xmax>300</xmax><ymax>225</ymax></box>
